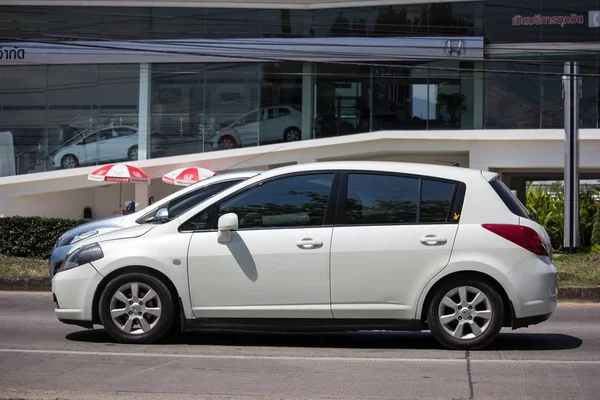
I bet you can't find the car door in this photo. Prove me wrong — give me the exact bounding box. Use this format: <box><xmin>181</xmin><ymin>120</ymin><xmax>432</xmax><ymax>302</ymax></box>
<box><xmin>233</xmin><ymin>109</ymin><xmax>261</xmax><ymax>147</ymax></box>
<box><xmin>95</xmin><ymin>128</ymin><xmax>116</xmax><ymax>162</ymax></box>
<box><xmin>81</xmin><ymin>131</ymin><xmax>100</xmax><ymax>165</ymax></box>
<box><xmin>184</xmin><ymin>171</ymin><xmax>338</xmax><ymax>319</ymax></box>
<box><xmin>330</xmin><ymin>171</ymin><xmax>463</xmax><ymax>320</ymax></box>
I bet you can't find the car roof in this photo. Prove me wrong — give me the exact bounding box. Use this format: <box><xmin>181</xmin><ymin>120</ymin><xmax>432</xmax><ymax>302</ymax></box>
<box><xmin>263</xmin><ymin>161</ymin><xmax>491</xmax><ymax>181</ymax></box>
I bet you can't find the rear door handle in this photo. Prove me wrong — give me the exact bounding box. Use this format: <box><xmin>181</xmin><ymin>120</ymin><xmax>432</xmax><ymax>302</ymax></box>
<box><xmin>420</xmin><ymin>235</ymin><xmax>447</xmax><ymax>246</ymax></box>
<box><xmin>297</xmin><ymin>238</ymin><xmax>323</xmax><ymax>249</ymax></box>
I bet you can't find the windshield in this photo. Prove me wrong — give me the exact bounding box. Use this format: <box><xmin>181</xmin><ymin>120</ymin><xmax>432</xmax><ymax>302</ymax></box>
<box><xmin>137</xmin><ymin>178</ymin><xmax>246</xmax><ymax>223</ymax></box>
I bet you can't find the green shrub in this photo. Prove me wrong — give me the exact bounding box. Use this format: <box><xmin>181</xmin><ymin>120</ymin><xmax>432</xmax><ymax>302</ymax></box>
<box><xmin>0</xmin><ymin>216</ymin><xmax>88</xmax><ymax>259</ymax></box>
<box><xmin>525</xmin><ymin>182</ymin><xmax>599</xmax><ymax>250</ymax></box>
<box><xmin>592</xmin><ymin>206</ymin><xmax>600</xmax><ymax>247</ymax></box>
<box><xmin>590</xmin><ymin>244</ymin><xmax>600</xmax><ymax>254</ymax></box>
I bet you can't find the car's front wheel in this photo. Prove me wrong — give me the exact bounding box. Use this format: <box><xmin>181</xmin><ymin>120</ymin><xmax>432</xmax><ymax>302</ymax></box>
<box><xmin>427</xmin><ymin>279</ymin><xmax>504</xmax><ymax>350</ymax></box>
<box><xmin>98</xmin><ymin>272</ymin><xmax>175</xmax><ymax>344</ymax></box>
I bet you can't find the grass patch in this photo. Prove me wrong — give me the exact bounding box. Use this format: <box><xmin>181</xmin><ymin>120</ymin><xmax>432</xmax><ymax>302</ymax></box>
<box><xmin>554</xmin><ymin>252</ymin><xmax>600</xmax><ymax>286</ymax></box>
<box><xmin>0</xmin><ymin>253</ymin><xmax>599</xmax><ymax>286</ymax></box>
<box><xmin>0</xmin><ymin>254</ymin><xmax>49</xmax><ymax>277</ymax></box>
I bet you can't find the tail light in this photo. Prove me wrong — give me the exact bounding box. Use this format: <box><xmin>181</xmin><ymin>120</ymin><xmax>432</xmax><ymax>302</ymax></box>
<box><xmin>482</xmin><ymin>224</ymin><xmax>548</xmax><ymax>256</ymax></box>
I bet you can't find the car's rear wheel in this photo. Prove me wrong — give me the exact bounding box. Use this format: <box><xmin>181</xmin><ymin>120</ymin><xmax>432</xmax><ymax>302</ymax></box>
<box><xmin>283</xmin><ymin>127</ymin><xmax>301</xmax><ymax>142</ymax></box>
<box><xmin>99</xmin><ymin>273</ymin><xmax>175</xmax><ymax>344</ymax></box>
<box><xmin>127</xmin><ymin>145</ymin><xmax>138</xmax><ymax>161</ymax></box>
<box><xmin>427</xmin><ymin>279</ymin><xmax>503</xmax><ymax>350</ymax></box>
<box><xmin>61</xmin><ymin>154</ymin><xmax>79</xmax><ymax>169</ymax></box>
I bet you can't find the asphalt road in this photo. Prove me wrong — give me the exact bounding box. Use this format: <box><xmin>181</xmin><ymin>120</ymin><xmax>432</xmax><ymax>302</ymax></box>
<box><xmin>0</xmin><ymin>292</ymin><xmax>599</xmax><ymax>400</ymax></box>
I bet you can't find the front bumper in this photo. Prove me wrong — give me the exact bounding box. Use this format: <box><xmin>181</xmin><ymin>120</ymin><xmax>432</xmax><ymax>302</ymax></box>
<box><xmin>52</xmin><ymin>262</ymin><xmax>103</xmax><ymax>325</ymax></box>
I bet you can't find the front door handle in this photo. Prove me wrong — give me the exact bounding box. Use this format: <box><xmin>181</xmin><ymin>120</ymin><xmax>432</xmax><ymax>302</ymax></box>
<box><xmin>297</xmin><ymin>238</ymin><xmax>323</xmax><ymax>249</ymax></box>
<box><xmin>420</xmin><ymin>235</ymin><xmax>448</xmax><ymax>246</ymax></box>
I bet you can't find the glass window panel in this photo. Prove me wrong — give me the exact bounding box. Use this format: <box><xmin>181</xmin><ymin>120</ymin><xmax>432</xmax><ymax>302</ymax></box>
<box><xmin>218</xmin><ymin>173</ymin><xmax>335</xmax><ymax>229</ymax></box>
<box><xmin>420</xmin><ymin>179</ymin><xmax>456</xmax><ymax>223</ymax></box>
<box><xmin>485</xmin><ymin>58</ymin><xmax>542</xmax><ymax>129</ymax></box>
<box><xmin>344</xmin><ymin>173</ymin><xmax>419</xmax><ymax>225</ymax></box>
<box><xmin>260</xmin><ymin>62</ymin><xmax>303</xmax><ymax>145</ymax></box>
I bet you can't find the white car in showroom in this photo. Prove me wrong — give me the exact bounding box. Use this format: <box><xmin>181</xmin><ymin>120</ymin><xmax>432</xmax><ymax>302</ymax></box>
<box><xmin>52</xmin><ymin>126</ymin><xmax>161</xmax><ymax>169</ymax></box>
<box><xmin>210</xmin><ymin>105</ymin><xmax>302</xmax><ymax>149</ymax></box>
<box><xmin>51</xmin><ymin>161</ymin><xmax>557</xmax><ymax>350</ymax></box>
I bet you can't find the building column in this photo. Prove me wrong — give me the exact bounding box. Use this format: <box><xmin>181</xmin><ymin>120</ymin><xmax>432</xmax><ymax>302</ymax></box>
<box><xmin>301</xmin><ymin>62</ymin><xmax>315</xmax><ymax>141</ymax></box>
<box><xmin>136</xmin><ymin>63</ymin><xmax>151</xmax><ymax>210</ymax></box>
<box><xmin>138</xmin><ymin>63</ymin><xmax>151</xmax><ymax>160</ymax></box>
<box><xmin>473</xmin><ymin>61</ymin><xmax>484</xmax><ymax>129</ymax></box>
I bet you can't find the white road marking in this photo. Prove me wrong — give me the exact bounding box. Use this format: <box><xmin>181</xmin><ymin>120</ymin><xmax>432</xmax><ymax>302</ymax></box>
<box><xmin>0</xmin><ymin>348</ymin><xmax>598</xmax><ymax>364</ymax></box>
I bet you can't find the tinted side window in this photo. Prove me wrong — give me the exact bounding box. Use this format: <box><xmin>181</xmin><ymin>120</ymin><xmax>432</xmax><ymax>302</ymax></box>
<box><xmin>217</xmin><ymin>173</ymin><xmax>335</xmax><ymax>229</ymax></box>
<box><xmin>489</xmin><ymin>178</ymin><xmax>530</xmax><ymax>219</ymax></box>
<box><xmin>420</xmin><ymin>179</ymin><xmax>457</xmax><ymax>223</ymax></box>
<box><xmin>343</xmin><ymin>173</ymin><xmax>419</xmax><ymax>225</ymax></box>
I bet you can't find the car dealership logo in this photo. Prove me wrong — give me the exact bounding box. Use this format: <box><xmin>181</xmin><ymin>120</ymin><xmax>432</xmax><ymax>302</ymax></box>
<box><xmin>512</xmin><ymin>13</ymin><xmax>584</xmax><ymax>27</ymax></box>
<box><xmin>444</xmin><ymin>40</ymin><xmax>465</xmax><ymax>57</ymax></box>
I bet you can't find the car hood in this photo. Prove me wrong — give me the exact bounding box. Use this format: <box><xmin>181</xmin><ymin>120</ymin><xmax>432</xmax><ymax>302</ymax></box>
<box><xmin>72</xmin><ymin>224</ymin><xmax>156</xmax><ymax>250</ymax></box>
<box><xmin>56</xmin><ymin>215</ymin><xmax>130</xmax><ymax>245</ymax></box>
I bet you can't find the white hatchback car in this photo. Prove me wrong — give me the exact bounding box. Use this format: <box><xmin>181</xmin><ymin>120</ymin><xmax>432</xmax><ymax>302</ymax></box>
<box><xmin>52</xmin><ymin>161</ymin><xmax>558</xmax><ymax>350</ymax></box>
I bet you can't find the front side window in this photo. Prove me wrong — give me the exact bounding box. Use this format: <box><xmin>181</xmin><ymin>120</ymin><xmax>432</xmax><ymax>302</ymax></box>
<box><xmin>217</xmin><ymin>173</ymin><xmax>335</xmax><ymax>229</ymax></box>
<box><xmin>343</xmin><ymin>173</ymin><xmax>419</xmax><ymax>225</ymax></box>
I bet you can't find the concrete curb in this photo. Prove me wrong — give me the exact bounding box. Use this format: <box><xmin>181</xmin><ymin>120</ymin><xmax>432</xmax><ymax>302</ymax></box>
<box><xmin>1</xmin><ymin>275</ymin><xmax>600</xmax><ymax>302</ymax></box>
<box><xmin>0</xmin><ymin>275</ymin><xmax>51</xmax><ymax>292</ymax></box>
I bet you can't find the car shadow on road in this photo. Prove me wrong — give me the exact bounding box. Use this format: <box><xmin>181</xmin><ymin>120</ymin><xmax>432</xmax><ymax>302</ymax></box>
<box><xmin>65</xmin><ymin>329</ymin><xmax>582</xmax><ymax>351</ymax></box>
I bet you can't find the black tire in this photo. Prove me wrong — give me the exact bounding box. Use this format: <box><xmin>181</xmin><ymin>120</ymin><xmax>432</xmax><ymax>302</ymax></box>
<box><xmin>99</xmin><ymin>272</ymin><xmax>176</xmax><ymax>344</ymax></box>
<box><xmin>218</xmin><ymin>135</ymin><xmax>238</xmax><ymax>149</ymax></box>
<box><xmin>127</xmin><ymin>145</ymin><xmax>138</xmax><ymax>161</ymax></box>
<box><xmin>427</xmin><ymin>278</ymin><xmax>504</xmax><ymax>350</ymax></box>
<box><xmin>283</xmin><ymin>127</ymin><xmax>301</xmax><ymax>142</ymax></box>
<box><xmin>61</xmin><ymin>154</ymin><xmax>79</xmax><ymax>169</ymax></box>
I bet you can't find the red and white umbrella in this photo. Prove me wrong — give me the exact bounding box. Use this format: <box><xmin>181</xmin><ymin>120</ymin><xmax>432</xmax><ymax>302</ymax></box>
<box><xmin>162</xmin><ymin>166</ymin><xmax>216</xmax><ymax>186</ymax></box>
<box><xmin>88</xmin><ymin>163</ymin><xmax>150</xmax><ymax>213</ymax></box>
<box><xmin>88</xmin><ymin>163</ymin><xmax>150</xmax><ymax>184</ymax></box>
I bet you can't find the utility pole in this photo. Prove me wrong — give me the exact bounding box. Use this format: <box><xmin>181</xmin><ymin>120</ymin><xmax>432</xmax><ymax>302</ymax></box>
<box><xmin>562</xmin><ymin>62</ymin><xmax>582</xmax><ymax>252</ymax></box>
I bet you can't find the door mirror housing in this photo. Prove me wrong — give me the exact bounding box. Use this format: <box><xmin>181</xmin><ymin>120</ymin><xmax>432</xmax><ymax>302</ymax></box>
<box><xmin>154</xmin><ymin>208</ymin><xmax>170</xmax><ymax>223</ymax></box>
<box><xmin>218</xmin><ymin>213</ymin><xmax>239</xmax><ymax>243</ymax></box>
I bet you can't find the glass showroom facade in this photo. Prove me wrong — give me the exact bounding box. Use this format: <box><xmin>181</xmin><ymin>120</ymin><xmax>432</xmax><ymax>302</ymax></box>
<box><xmin>0</xmin><ymin>0</ymin><xmax>598</xmax><ymax>177</ymax></box>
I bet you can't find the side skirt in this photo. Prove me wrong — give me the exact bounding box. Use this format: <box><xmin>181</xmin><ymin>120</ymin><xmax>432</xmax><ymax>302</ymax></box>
<box><xmin>181</xmin><ymin>317</ymin><xmax>424</xmax><ymax>333</ymax></box>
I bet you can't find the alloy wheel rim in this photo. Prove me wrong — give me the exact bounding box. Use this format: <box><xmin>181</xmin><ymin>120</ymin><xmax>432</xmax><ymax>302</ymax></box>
<box><xmin>63</xmin><ymin>156</ymin><xmax>76</xmax><ymax>168</ymax></box>
<box><xmin>438</xmin><ymin>286</ymin><xmax>493</xmax><ymax>340</ymax></box>
<box><xmin>109</xmin><ymin>282</ymin><xmax>162</xmax><ymax>335</ymax></box>
<box><xmin>287</xmin><ymin>130</ymin><xmax>300</xmax><ymax>141</ymax></box>
<box><xmin>129</xmin><ymin>148</ymin><xmax>138</xmax><ymax>160</ymax></box>
<box><xmin>220</xmin><ymin>138</ymin><xmax>235</xmax><ymax>149</ymax></box>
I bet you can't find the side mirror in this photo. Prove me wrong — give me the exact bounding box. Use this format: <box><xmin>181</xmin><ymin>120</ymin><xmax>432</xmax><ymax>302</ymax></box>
<box><xmin>155</xmin><ymin>208</ymin><xmax>169</xmax><ymax>223</ymax></box>
<box><xmin>218</xmin><ymin>213</ymin><xmax>239</xmax><ymax>243</ymax></box>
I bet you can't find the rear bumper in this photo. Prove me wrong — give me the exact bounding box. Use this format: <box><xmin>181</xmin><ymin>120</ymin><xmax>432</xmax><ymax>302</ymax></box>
<box><xmin>506</xmin><ymin>255</ymin><xmax>558</xmax><ymax>321</ymax></box>
<box><xmin>512</xmin><ymin>312</ymin><xmax>552</xmax><ymax>329</ymax></box>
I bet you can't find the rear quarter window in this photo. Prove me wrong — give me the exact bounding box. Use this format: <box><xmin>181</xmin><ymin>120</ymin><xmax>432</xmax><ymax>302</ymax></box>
<box><xmin>489</xmin><ymin>178</ymin><xmax>530</xmax><ymax>219</ymax></box>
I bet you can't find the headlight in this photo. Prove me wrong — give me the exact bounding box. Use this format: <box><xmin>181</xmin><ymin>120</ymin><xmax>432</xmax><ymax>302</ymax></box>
<box><xmin>56</xmin><ymin>230</ymin><xmax>98</xmax><ymax>247</ymax></box>
<box><xmin>57</xmin><ymin>243</ymin><xmax>104</xmax><ymax>273</ymax></box>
